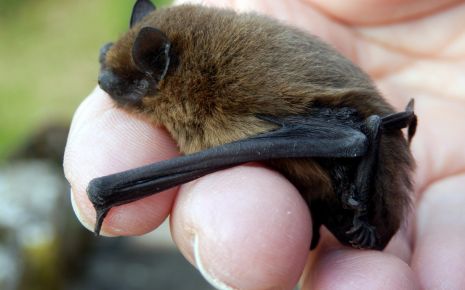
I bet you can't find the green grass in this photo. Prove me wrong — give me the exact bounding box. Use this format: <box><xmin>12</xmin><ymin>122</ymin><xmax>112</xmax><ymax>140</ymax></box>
<box><xmin>0</xmin><ymin>0</ymin><xmax>171</xmax><ymax>159</ymax></box>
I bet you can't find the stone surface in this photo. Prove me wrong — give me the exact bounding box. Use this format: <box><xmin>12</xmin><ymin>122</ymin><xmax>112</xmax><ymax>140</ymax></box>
<box><xmin>0</xmin><ymin>160</ymin><xmax>215</xmax><ymax>290</ymax></box>
<box><xmin>0</xmin><ymin>160</ymin><xmax>82</xmax><ymax>290</ymax></box>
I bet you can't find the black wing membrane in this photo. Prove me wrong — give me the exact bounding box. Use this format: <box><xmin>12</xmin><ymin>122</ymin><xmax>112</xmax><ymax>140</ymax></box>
<box><xmin>88</xmin><ymin>114</ymin><xmax>368</xmax><ymax>235</ymax></box>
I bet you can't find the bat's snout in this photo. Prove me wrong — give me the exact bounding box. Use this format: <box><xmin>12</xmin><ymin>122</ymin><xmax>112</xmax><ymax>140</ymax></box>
<box><xmin>98</xmin><ymin>69</ymin><xmax>148</xmax><ymax>107</ymax></box>
<box><xmin>98</xmin><ymin>70</ymin><xmax>118</xmax><ymax>94</ymax></box>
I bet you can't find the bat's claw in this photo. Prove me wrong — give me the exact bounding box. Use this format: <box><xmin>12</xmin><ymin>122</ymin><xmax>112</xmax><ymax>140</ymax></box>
<box><xmin>94</xmin><ymin>207</ymin><xmax>110</xmax><ymax>236</ymax></box>
<box><xmin>347</xmin><ymin>215</ymin><xmax>377</xmax><ymax>249</ymax></box>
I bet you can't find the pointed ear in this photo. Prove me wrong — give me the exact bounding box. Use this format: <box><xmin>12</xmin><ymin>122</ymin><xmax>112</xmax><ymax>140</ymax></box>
<box><xmin>130</xmin><ymin>0</ymin><xmax>156</xmax><ymax>28</ymax></box>
<box><xmin>132</xmin><ymin>27</ymin><xmax>171</xmax><ymax>80</ymax></box>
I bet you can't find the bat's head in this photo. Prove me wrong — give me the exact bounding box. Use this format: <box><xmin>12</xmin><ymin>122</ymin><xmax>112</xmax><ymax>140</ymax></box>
<box><xmin>97</xmin><ymin>1</ymin><xmax>314</xmax><ymax>151</ymax></box>
<box><xmin>96</xmin><ymin>0</ymin><xmax>283</xmax><ymax>151</ymax></box>
<box><xmin>98</xmin><ymin>0</ymin><xmax>173</xmax><ymax>111</ymax></box>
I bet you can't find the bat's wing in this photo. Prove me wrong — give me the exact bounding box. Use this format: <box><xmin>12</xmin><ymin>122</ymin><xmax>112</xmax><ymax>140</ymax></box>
<box><xmin>88</xmin><ymin>113</ymin><xmax>369</xmax><ymax>235</ymax></box>
<box><xmin>88</xmin><ymin>101</ymin><xmax>416</xmax><ymax>238</ymax></box>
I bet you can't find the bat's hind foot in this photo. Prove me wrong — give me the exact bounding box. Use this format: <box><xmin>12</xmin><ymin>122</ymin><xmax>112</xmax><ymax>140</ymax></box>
<box><xmin>345</xmin><ymin>115</ymin><xmax>381</xmax><ymax>249</ymax></box>
<box><xmin>320</xmin><ymin>102</ymin><xmax>416</xmax><ymax>250</ymax></box>
<box><xmin>346</xmin><ymin>213</ymin><xmax>378</xmax><ymax>249</ymax></box>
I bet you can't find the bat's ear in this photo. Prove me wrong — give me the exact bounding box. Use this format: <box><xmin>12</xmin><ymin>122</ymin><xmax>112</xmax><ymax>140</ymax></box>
<box><xmin>132</xmin><ymin>27</ymin><xmax>171</xmax><ymax>80</ymax></box>
<box><xmin>130</xmin><ymin>0</ymin><xmax>156</xmax><ymax>28</ymax></box>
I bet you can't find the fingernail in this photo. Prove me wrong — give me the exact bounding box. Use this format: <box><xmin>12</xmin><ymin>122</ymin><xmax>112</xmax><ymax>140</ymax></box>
<box><xmin>193</xmin><ymin>234</ymin><xmax>236</xmax><ymax>290</ymax></box>
<box><xmin>70</xmin><ymin>188</ymin><xmax>94</xmax><ymax>232</ymax></box>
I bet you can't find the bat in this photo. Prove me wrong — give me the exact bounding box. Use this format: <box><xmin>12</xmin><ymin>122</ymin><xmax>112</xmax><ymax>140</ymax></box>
<box><xmin>90</xmin><ymin>0</ymin><xmax>417</xmax><ymax>250</ymax></box>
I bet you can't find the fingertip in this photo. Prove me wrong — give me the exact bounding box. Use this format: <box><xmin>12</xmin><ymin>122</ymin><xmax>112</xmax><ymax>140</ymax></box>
<box><xmin>70</xmin><ymin>187</ymin><xmax>94</xmax><ymax>233</ymax></box>
<box><xmin>71</xmin><ymin>183</ymin><xmax>178</xmax><ymax>237</ymax></box>
<box><xmin>100</xmin><ymin>189</ymin><xmax>178</xmax><ymax>236</ymax></box>
<box><xmin>64</xmin><ymin>88</ymin><xmax>180</xmax><ymax>236</ymax></box>
<box><xmin>303</xmin><ymin>247</ymin><xmax>419</xmax><ymax>290</ymax></box>
<box><xmin>171</xmin><ymin>165</ymin><xmax>311</xmax><ymax>290</ymax></box>
<box><xmin>412</xmin><ymin>175</ymin><xmax>465</xmax><ymax>289</ymax></box>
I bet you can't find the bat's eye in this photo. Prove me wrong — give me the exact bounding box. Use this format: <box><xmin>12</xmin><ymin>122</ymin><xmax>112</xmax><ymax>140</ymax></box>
<box><xmin>136</xmin><ymin>79</ymin><xmax>150</xmax><ymax>91</ymax></box>
<box><xmin>99</xmin><ymin>42</ymin><xmax>114</xmax><ymax>64</ymax></box>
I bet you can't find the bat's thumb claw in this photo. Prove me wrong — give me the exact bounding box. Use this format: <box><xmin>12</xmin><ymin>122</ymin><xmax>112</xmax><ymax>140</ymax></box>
<box><xmin>94</xmin><ymin>207</ymin><xmax>110</xmax><ymax>236</ymax></box>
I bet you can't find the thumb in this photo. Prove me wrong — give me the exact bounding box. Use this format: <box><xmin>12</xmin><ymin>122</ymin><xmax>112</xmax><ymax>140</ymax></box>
<box><xmin>171</xmin><ymin>165</ymin><xmax>312</xmax><ymax>290</ymax></box>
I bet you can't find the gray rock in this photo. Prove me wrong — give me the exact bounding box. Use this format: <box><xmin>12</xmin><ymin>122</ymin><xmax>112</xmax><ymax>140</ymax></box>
<box><xmin>0</xmin><ymin>160</ymin><xmax>80</xmax><ymax>290</ymax></box>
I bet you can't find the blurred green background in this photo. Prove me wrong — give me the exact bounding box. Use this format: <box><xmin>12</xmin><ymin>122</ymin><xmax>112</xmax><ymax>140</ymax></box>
<box><xmin>0</xmin><ymin>0</ymin><xmax>171</xmax><ymax>159</ymax></box>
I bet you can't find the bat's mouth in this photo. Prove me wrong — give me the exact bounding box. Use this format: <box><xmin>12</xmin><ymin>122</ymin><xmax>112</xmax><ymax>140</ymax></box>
<box><xmin>98</xmin><ymin>69</ymin><xmax>117</xmax><ymax>94</ymax></box>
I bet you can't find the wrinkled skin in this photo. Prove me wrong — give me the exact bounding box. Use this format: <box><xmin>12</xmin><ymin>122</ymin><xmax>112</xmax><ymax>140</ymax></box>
<box><xmin>64</xmin><ymin>0</ymin><xmax>465</xmax><ymax>289</ymax></box>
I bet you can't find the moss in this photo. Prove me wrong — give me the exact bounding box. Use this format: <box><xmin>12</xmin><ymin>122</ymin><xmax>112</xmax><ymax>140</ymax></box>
<box><xmin>20</xmin><ymin>237</ymin><xmax>61</xmax><ymax>290</ymax></box>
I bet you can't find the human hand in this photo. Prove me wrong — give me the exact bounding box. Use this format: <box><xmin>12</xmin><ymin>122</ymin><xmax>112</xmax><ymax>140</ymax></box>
<box><xmin>200</xmin><ymin>0</ymin><xmax>465</xmax><ymax>288</ymax></box>
<box><xmin>64</xmin><ymin>1</ymin><xmax>465</xmax><ymax>289</ymax></box>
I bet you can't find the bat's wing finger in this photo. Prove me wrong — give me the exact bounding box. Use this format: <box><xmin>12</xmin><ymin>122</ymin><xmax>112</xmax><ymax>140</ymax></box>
<box><xmin>88</xmin><ymin>114</ymin><xmax>368</xmax><ymax>234</ymax></box>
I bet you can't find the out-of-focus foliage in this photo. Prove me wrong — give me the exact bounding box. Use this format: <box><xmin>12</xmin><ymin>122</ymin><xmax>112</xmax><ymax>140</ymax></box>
<box><xmin>0</xmin><ymin>0</ymin><xmax>30</xmax><ymax>17</ymax></box>
<box><xmin>0</xmin><ymin>0</ymin><xmax>171</xmax><ymax>159</ymax></box>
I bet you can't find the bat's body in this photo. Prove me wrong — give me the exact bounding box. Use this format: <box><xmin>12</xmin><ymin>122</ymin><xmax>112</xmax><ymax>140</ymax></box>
<box><xmin>92</xmin><ymin>0</ymin><xmax>417</xmax><ymax>250</ymax></box>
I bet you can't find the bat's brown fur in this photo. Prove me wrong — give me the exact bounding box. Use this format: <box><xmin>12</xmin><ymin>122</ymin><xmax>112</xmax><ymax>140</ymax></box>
<box><xmin>102</xmin><ymin>4</ymin><xmax>413</xmax><ymax>249</ymax></box>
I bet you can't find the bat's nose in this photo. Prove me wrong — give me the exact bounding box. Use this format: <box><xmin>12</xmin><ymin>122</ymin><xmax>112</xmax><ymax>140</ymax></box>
<box><xmin>99</xmin><ymin>42</ymin><xmax>113</xmax><ymax>64</ymax></box>
<box><xmin>98</xmin><ymin>70</ymin><xmax>118</xmax><ymax>93</ymax></box>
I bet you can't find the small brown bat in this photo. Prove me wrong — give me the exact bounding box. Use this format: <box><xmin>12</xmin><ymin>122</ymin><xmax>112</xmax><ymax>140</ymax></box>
<box><xmin>90</xmin><ymin>0</ymin><xmax>417</xmax><ymax>250</ymax></box>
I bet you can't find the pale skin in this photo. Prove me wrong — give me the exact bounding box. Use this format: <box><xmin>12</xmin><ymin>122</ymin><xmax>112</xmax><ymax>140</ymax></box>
<box><xmin>64</xmin><ymin>0</ymin><xmax>465</xmax><ymax>289</ymax></box>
